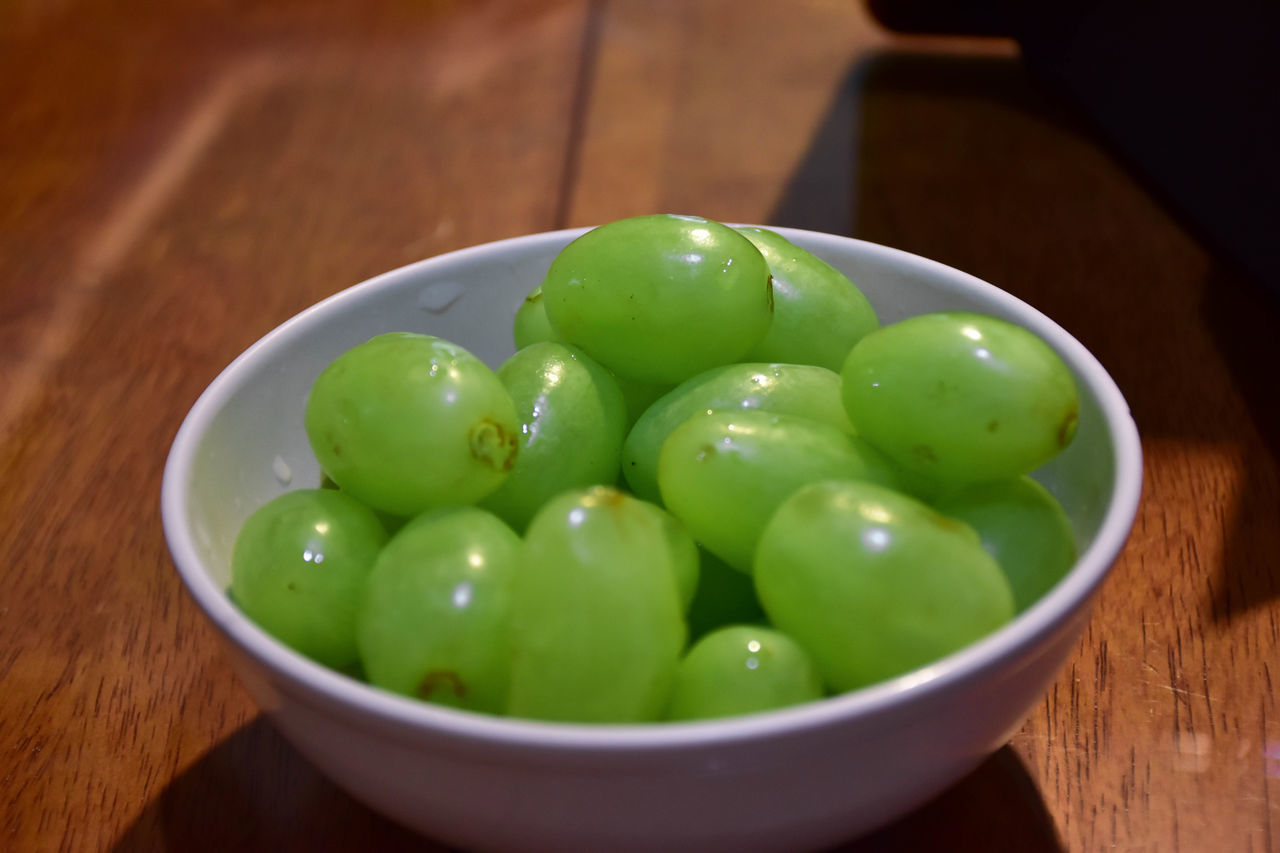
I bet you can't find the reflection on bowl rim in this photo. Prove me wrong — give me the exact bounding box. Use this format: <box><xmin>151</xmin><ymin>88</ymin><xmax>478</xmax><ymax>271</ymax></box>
<box><xmin>160</xmin><ymin>225</ymin><xmax>1144</xmax><ymax>752</ymax></box>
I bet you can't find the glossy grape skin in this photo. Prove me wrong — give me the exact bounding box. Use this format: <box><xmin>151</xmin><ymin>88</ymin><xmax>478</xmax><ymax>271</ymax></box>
<box><xmin>357</xmin><ymin>507</ymin><xmax>520</xmax><ymax>714</ymax></box>
<box><xmin>510</xmin><ymin>283</ymin><xmax>671</xmax><ymax>428</ymax></box>
<box><xmin>933</xmin><ymin>476</ymin><xmax>1077</xmax><ymax>612</ymax></box>
<box><xmin>635</xmin><ymin>500</ymin><xmax>700</xmax><ymax>611</ymax></box>
<box><xmin>841</xmin><ymin>312</ymin><xmax>1079</xmax><ymax>488</ymax></box>
<box><xmin>622</xmin><ymin>362</ymin><xmax>853</xmax><ymax>504</ymax></box>
<box><xmin>541</xmin><ymin>214</ymin><xmax>773</xmax><ymax>385</ymax></box>
<box><xmin>665</xmin><ymin>625</ymin><xmax>824</xmax><ymax>721</ymax></box>
<box><xmin>513</xmin><ymin>285</ymin><xmax>559</xmax><ymax>350</ymax></box>
<box><xmin>480</xmin><ymin>342</ymin><xmax>628</xmax><ymax>532</ymax></box>
<box><xmin>614</xmin><ymin>375</ymin><xmax>673</xmax><ymax>430</ymax></box>
<box><xmin>305</xmin><ymin>333</ymin><xmax>520</xmax><ymax>517</ymax></box>
<box><xmin>686</xmin><ymin>548</ymin><xmax>768</xmax><ymax>642</ymax></box>
<box><xmin>230</xmin><ymin>489</ymin><xmax>388</xmax><ymax>670</ymax></box>
<box><xmin>754</xmin><ymin>480</ymin><xmax>1015</xmax><ymax>692</ymax></box>
<box><xmin>734</xmin><ymin>226</ymin><xmax>878</xmax><ymax>371</ymax></box>
<box><xmin>657</xmin><ymin>409</ymin><xmax>899</xmax><ymax>573</ymax></box>
<box><xmin>506</xmin><ymin>486</ymin><xmax>687</xmax><ymax>723</ymax></box>
<box><xmin>318</xmin><ymin>470</ymin><xmax>409</xmax><ymax>535</ymax></box>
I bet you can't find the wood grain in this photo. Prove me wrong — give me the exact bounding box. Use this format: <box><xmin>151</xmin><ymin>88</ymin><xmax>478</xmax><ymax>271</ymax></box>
<box><xmin>2</xmin><ymin>2</ymin><xmax>588</xmax><ymax>849</ymax></box>
<box><xmin>2</xmin><ymin>0</ymin><xmax>1277</xmax><ymax>850</ymax></box>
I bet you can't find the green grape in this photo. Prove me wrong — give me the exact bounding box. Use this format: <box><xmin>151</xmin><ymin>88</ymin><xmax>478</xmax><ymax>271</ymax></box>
<box><xmin>635</xmin><ymin>500</ymin><xmax>700</xmax><ymax>612</ymax></box>
<box><xmin>319</xmin><ymin>471</ymin><xmax>409</xmax><ymax>534</ymax></box>
<box><xmin>932</xmin><ymin>476</ymin><xmax>1077</xmax><ymax>612</ymax></box>
<box><xmin>305</xmin><ymin>332</ymin><xmax>520</xmax><ymax>517</ymax></box>
<box><xmin>507</xmin><ymin>486</ymin><xmax>687</xmax><ymax>722</ymax></box>
<box><xmin>686</xmin><ymin>549</ymin><xmax>767</xmax><ymax>642</ymax></box>
<box><xmin>231</xmin><ymin>489</ymin><xmax>388</xmax><ymax>669</ymax></box>
<box><xmin>754</xmin><ymin>480</ymin><xmax>1015</xmax><ymax>692</ymax></box>
<box><xmin>541</xmin><ymin>214</ymin><xmax>773</xmax><ymax>385</ymax></box>
<box><xmin>513</xmin><ymin>285</ymin><xmax>560</xmax><ymax>350</ymax></box>
<box><xmin>841</xmin><ymin>312</ymin><xmax>1079</xmax><ymax>487</ymax></box>
<box><xmin>612</xmin><ymin>373</ymin><xmax>673</xmax><ymax>430</ymax></box>
<box><xmin>734</xmin><ymin>226</ymin><xmax>878</xmax><ymax>371</ymax></box>
<box><xmin>665</xmin><ymin>625</ymin><xmax>824</xmax><ymax>721</ymax></box>
<box><xmin>357</xmin><ymin>507</ymin><xmax>520</xmax><ymax>714</ymax></box>
<box><xmin>622</xmin><ymin>362</ymin><xmax>853</xmax><ymax>504</ymax></box>
<box><xmin>657</xmin><ymin>409</ymin><xmax>899</xmax><ymax>573</ymax></box>
<box><xmin>479</xmin><ymin>342</ymin><xmax>627</xmax><ymax>532</ymax></box>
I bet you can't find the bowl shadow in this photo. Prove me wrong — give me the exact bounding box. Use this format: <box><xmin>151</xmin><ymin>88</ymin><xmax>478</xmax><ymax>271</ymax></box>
<box><xmin>836</xmin><ymin>746</ymin><xmax>1062</xmax><ymax>851</ymax></box>
<box><xmin>112</xmin><ymin>717</ymin><xmax>448</xmax><ymax>852</ymax></box>
<box><xmin>113</xmin><ymin>718</ymin><xmax>1057</xmax><ymax>851</ymax></box>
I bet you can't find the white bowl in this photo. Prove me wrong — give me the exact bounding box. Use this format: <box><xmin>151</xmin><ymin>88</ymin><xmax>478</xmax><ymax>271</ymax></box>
<box><xmin>161</xmin><ymin>227</ymin><xmax>1142</xmax><ymax>853</ymax></box>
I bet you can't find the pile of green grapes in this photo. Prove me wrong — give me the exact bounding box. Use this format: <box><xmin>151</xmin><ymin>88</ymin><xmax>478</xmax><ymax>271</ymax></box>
<box><xmin>230</xmin><ymin>214</ymin><xmax>1081</xmax><ymax>723</ymax></box>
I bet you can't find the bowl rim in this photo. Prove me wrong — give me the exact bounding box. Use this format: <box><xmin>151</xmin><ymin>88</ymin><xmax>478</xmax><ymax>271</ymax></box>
<box><xmin>161</xmin><ymin>225</ymin><xmax>1143</xmax><ymax>752</ymax></box>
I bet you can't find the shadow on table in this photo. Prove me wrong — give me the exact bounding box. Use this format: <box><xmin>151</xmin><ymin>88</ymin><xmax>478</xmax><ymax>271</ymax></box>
<box><xmin>113</xmin><ymin>718</ymin><xmax>1055</xmax><ymax>851</ymax></box>
<box><xmin>112</xmin><ymin>717</ymin><xmax>444</xmax><ymax>852</ymax></box>
<box><xmin>836</xmin><ymin>746</ymin><xmax>1062</xmax><ymax>851</ymax></box>
<box><xmin>767</xmin><ymin>50</ymin><xmax>1280</xmax><ymax>624</ymax></box>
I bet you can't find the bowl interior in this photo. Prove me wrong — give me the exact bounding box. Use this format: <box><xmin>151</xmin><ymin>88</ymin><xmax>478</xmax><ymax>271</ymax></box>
<box><xmin>163</xmin><ymin>225</ymin><xmax>1140</xmax><ymax>738</ymax></box>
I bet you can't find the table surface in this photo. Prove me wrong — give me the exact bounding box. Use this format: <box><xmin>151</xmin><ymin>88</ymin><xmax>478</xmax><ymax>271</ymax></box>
<box><xmin>3</xmin><ymin>1</ymin><xmax>1278</xmax><ymax>850</ymax></box>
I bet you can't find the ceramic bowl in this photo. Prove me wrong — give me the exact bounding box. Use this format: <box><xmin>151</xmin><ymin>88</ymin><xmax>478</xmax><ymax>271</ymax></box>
<box><xmin>161</xmin><ymin>226</ymin><xmax>1142</xmax><ymax>852</ymax></box>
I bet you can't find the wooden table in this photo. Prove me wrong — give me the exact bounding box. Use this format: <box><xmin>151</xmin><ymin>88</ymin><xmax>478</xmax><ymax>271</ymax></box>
<box><xmin>4</xmin><ymin>1</ymin><xmax>1277</xmax><ymax>849</ymax></box>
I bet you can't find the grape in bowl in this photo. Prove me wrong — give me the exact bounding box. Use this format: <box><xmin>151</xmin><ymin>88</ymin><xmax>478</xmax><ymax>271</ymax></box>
<box><xmin>161</xmin><ymin>225</ymin><xmax>1141</xmax><ymax>852</ymax></box>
